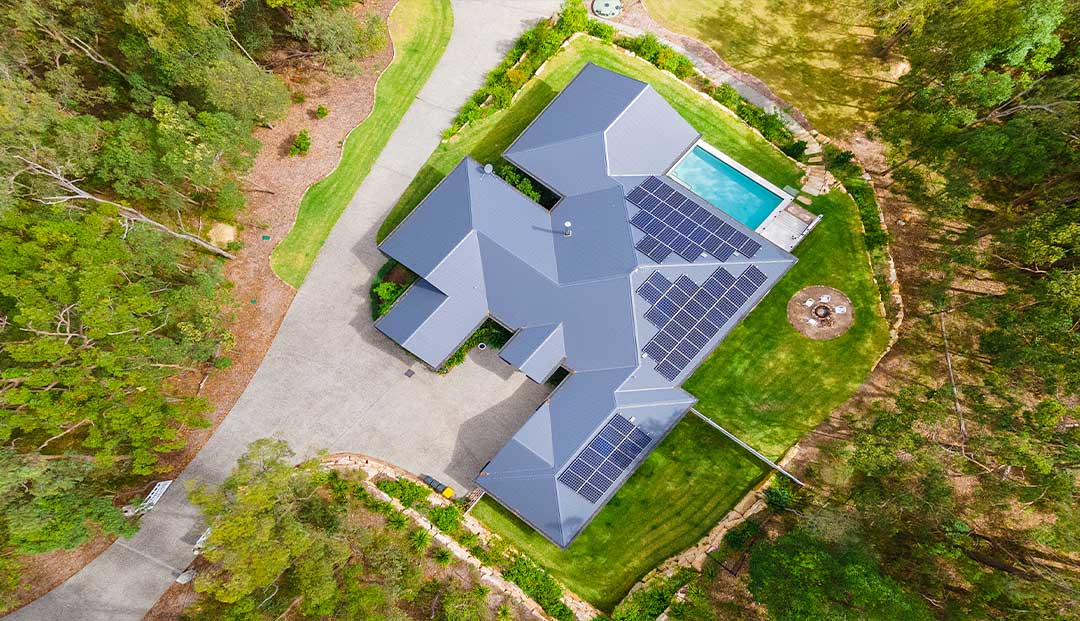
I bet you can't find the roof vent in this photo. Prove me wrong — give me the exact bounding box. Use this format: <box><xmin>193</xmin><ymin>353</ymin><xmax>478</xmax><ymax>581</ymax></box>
<box><xmin>563</xmin><ymin>221</ymin><xmax>573</xmax><ymax>238</ymax></box>
<box><xmin>482</xmin><ymin>163</ymin><xmax>494</xmax><ymax>175</ymax></box>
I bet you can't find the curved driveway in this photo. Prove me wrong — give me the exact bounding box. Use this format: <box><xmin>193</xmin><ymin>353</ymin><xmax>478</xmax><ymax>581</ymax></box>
<box><xmin>10</xmin><ymin>1</ymin><xmax>560</xmax><ymax>618</ymax></box>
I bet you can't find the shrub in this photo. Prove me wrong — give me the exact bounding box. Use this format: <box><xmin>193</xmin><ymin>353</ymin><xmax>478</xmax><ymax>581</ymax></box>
<box><xmin>291</xmin><ymin>91</ymin><xmax>306</xmax><ymax>104</ymax></box>
<box><xmin>586</xmin><ymin>19</ymin><xmax>616</xmax><ymax>42</ymax></box>
<box><xmin>314</xmin><ymin>104</ymin><xmax>329</xmax><ymax>119</ymax></box>
<box><xmin>502</xmin><ymin>555</ymin><xmax>574</xmax><ymax>621</ymax></box>
<box><xmin>373</xmin><ymin>281</ymin><xmax>405</xmax><ymax>317</ymax></box>
<box><xmin>497</xmin><ymin>164</ymin><xmax>541</xmax><ymax>202</ymax></box>
<box><xmin>429</xmin><ymin>504</ymin><xmax>463</xmax><ymax>534</ymax></box>
<box><xmin>722</xmin><ymin>520</ymin><xmax>760</xmax><ymax>551</ymax></box>
<box><xmin>376</xmin><ymin>478</ymin><xmax>431</xmax><ymax>508</ymax></box>
<box><xmin>711</xmin><ymin>83</ymin><xmax>741</xmax><ymax>108</ymax></box>
<box><xmin>781</xmin><ymin>140</ymin><xmax>808</xmax><ymax>160</ymax></box>
<box><xmin>212</xmin><ymin>356</ymin><xmax>233</xmax><ymax>369</ymax></box>
<box><xmin>409</xmin><ymin>528</ymin><xmax>431</xmax><ymax>553</ymax></box>
<box><xmin>554</xmin><ymin>0</ymin><xmax>588</xmax><ymax>36</ymax></box>
<box><xmin>432</xmin><ymin>547</ymin><xmax>453</xmax><ymax>565</ymax></box>
<box><xmin>385</xmin><ymin>512</ymin><xmax>409</xmax><ymax>530</ymax></box>
<box><xmin>438</xmin><ymin>319</ymin><xmax>512</xmax><ymax>373</ymax></box>
<box><xmin>763</xmin><ymin>478</ymin><xmax>798</xmax><ymax>511</ymax></box>
<box><xmin>609</xmin><ymin>567</ymin><xmax>697</xmax><ymax>621</ymax></box>
<box><xmin>289</xmin><ymin>129</ymin><xmax>311</xmax><ymax>156</ymax></box>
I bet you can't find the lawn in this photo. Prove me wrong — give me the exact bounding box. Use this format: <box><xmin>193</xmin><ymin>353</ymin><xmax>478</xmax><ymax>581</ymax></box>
<box><xmin>376</xmin><ymin>36</ymin><xmax>803</xmax><ymax>242</ymax></box>
<box><xmin>381</xmin><ymin>34</ymin><xmax>888</xmax><ymax>612</ymax></box>
<box><xmin>647</xmin><ymin>0</ymin><xmax>894</xmax><ymax>136</ymax></box>
<box><xmin>270</xmin><ymin>0</ymin><xmax>453</xmax><ymax>287</ymax></box>
<box><xmin>471</xmin><ymin>416</ymin><xmax>767</xmax><ymax>611</ymax></box>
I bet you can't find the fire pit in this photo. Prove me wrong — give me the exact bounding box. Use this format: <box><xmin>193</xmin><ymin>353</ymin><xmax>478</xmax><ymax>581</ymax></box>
<box><xmin>787</xmin><ymin>286</ymin><xmax>854</xmax><ymax>340</ymax></box>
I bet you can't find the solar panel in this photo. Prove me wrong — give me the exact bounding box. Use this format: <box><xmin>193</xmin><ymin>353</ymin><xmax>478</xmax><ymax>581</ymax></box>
<box><xmin>636</xmin><ymin>281</ymin><xmax>661</xmax><ymax>304</ymax></box>
<box><xmin>684</xmin><ymin>299</ymin><xmax>706</xmax><ymax>318</ymax></box>
<box><xmin>674</xmin><ymin>311</ymin><xmax>695</xmax><ymax>329</ymax></box>
<box><xmin>665</xmin><ymin>321</ymin><xmax>689</xmax><ymax>340</ymax></box>
<box><xmin>675</xmin><ymin>275</ymin><xmax>697</xmax><ymax>293</ymax></box>
<box><xmin>697</xmin><ymin>318</ymin><xmax>719</xmax><ymax>338</ymax></box>
<box><xmin>646</xmin><ymin>244</ymin><xmax>671</xmax><ymax>263</ymax></box>
<box><xmin>590</xmin><ymin>436</ymin><xmax>615</xmax><ymax>456</ymax></box>
<box><xmin>740</xmin><ymin>239</ymin><xmax>761</xmax><ymax>257</ymax></box>
<box><xmin>627</xmin><ymin>187</ymin><xmax>648</xmax><ymax>205</ymax></box>
<box><xmin>706</xmin><ymin>307</ymin><xmax>729</xmax><ymax>327</ymax></box>
<box><xmin>667</xmin><ymin>350</ymin><xmax>690</xmax><ymax>370</ymax></box>
<box><xmin>598</xmin><ymin>460</ymin><xmax>622</xmax><ymax>481</ymax></box>
<box><xmin>689</xmin><ymin>227</ymin><xmax>709</xmax><ymax>244</ymax></box>
<box><xmin>569</xmin><ymin>460</ymin><xmax>592</xmax><ymax>478</ymax></box>
<box><xmin>703</xmin><ymin>278</ymin><xmax>726</xmax><ymax>298</ymax></box>
<box><xmin>717</xmin><ymin>297</ymin><xmax>740</xmax><ymax>316</ymax></box>
<box><xmin>644</xmin><ymin>306</ymin><xmax>669</xmax><ymax>328</ymax></box>
<box><xmin>656</xmin><ymin>361</ymin><xmax>679</xmax><ymax>381</ymax></box>
<box><xmin>663</xmin><ymin>211</ymin><xmax>685</xmax><ymax>227</ymax></box>
<box><xmin>666</xmin><ymin>286</ymin><xmax>690</xmax><ymax>306</ymax></box>
<box><xmin>652</xmin><ymin>202</ymin><xmax>673</xmax><ymax>218</ymax></box>
<box><xmin>665</xmin><ymin>194</ymin><xmax>686</xmax><ymax>209</ymax></box>
<box><xmin>746</xmin><ymin>265</ymin><xmax>767</xmax><ymax>286</ymax></box>
<box><xmin>644</xmin><ymin>219</ymin><xmax>665</xmax><ymax>236</ymax></box>
<box><xmin>558</xmin><ymin>470</ymin><xmax>585</xmax><ymax>489</ymax></box>
<box><xmin>609</xmin><ymin>414</ymin><xmax>635</xmax><ymax>435</ymax></box>
<box><xmin>579</xmin><ymin>484</ymin><xmax>603</xmax><ymax>503</ymax></box>
<box><xmin>635</xmin><ymin>237</ymin><xmax>659</xmax><ymax>259</ymax></box>
<box><xmin>690</xmin><ymin>205</ymin><xmax>712</xmax><ymax>225</ymax></box>
<box><xmin>678</xmin><ymin>243</ymin><xmax>703</xmax><ymax>262</ymax></box>
<box><xmin>726</xmin><ymin>288</ymin><xmax>749</xmax><ymax>306</ymax></box>
<box><xmin>630</xmin><ymin>211</ymin><xmax>651</xmax><ymax>228</ymax></box>
<box><xmin>687</xmin><ymin>328</ymin><xmax>710</xmax><ymax>349</ymax></box>
<box><xmin>653</xmin><ymin>184</ymin><xmax>674</xmax><ymax>200</ymax></box>
<box><xmin>629</xmin><ymin>428</ymin><xmax>651</xmax><ymax>449</ymax></box>
<box><xmin>643</xmin><ymin>340</ymin><xmax>667</xmax><ymax>360</ymax></box>
<box><xmin>693</xmin><ymin>289</ymin><xmax>716</xmax><ymax>307</ymax></box>
<box><xmin>669</xmin><ymin>236</ymin><xmax>691</xmax><ymax>254</ymax></box>
<box><xmin>675</xmin><ymin>219</ymin><xmax>697</xmax><ymax>236</ymax></box>
<box><xmin>727</xmin><ymin>230</ymin><xmax>749</xmax><ymax>249</ymax></box>
<box><xmin>712</xmin><ymin>267</ymin><xmax>737</xmax><ymax>289</ymax></box>
<box><xmin>654</xmin><ymin>331</ymin><xmax>677</xmax><ymax>350</ymax></box>
<box><xmin>656</xmin><ymin>297</ymin><xmax>679</xmax><ymax>317</ymax></box>
<box><xmin>710</xmin><ymin>243</ymin><xmax>735</xmax><ymax>262</ymax></box>
<box><xmin>589</xmin><ymin>472</ymin><xmax>613</xmax><ymax>490</ymax></box>
<box><xmin>609</xmin><ymin>449</ymin><xmax>633</xmax><ymax>468</ymax></box>
<box><xmin>580</xmin><ymin>447</ymin><xmax>604</xmax><ymax>466</ymax></box>
<box><xmin>676</xmin><ymin>339</ymin><xmax>698</xmax><ymax>358</ymax></box>
<box><xmin>676</xmin><ymin>199</ymin><xmax>697</xmax><ymax>216</ymax></box>
<box><xmin>717</xmin><ymin>222</ymin><xmax>736</xmax><ymax>241</ymax></box>
<box><xmin>735</xmin><ymin>277</ymin><xmax>758</xmax><ymax>297</ymax></box>
<box><xmin>642</xmin><ymin>176</ymin><xmax>662</xmax><ymax>192</ymax></box>
<box><xmin>647</xmin><ymin>272</ymin><xmax>671</xmax><ymax>291</ymax></box>
<box><xmin>704</xmin><ymin>216</ymin><xmax>723</xmax><ymax>234</ymax></box>
<box><xmin>640</xmin><ymin>195</ymin><xmax>661</xmax><ymax>211</ymax></box>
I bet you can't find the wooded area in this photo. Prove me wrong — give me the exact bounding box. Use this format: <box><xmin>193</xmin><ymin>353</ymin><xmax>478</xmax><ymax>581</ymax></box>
<box><xmin>734</xmin><ymin>1</ymin><xmax>1080</xmax><ymax>619</ymax></box>
<box><xmin>0</xmin><ymin>0</ymin><xmax>385</xmax><ymax>608</ymax></box>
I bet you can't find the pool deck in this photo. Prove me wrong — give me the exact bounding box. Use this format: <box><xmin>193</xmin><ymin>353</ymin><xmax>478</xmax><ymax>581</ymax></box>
<box><xmin>758</xmin><ymin>202</ymin><xmax>820</xmax><ymax>252</ymax></box>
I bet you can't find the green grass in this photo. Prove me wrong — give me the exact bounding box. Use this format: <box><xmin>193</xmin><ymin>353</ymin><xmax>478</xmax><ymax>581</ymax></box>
<box><xmin>376</xmin><ymin>36</ymin><xmax>802</xmax><ymax>242</ymax></box>
<box><xmin>270</xmin><ymin>0</ymin><xmax>453</xmax><ymax>287</ymax></box>
<box><xmin>647</xmin><ymin>0</ymin><xmax>894</xmax><ymax>136</ymax></box>
<box><xmin>685</xmin><ymin>189</ymin><xmax>891</xmax><ymax>458</ymax></box>
<box><xmin>471</xmin><ymin>416</ymin><xmax>767</xmax><ymax>611</ymax></box>
<box><xmin>383</xmin><ymin>34</ymin><xmax>888</xmax><ymax>612</ymax></box>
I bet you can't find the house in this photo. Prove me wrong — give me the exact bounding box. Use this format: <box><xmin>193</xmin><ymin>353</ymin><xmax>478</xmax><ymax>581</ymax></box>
<box><xmin>376</xmin><ymin>63</ymin><xmax>796</xmax><ymax>548</ymax></box>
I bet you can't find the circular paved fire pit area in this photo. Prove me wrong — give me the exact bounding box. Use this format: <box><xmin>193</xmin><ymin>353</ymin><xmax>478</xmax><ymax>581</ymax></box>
<box><xmin>787</xmin><ymin>285</ymin><xmax>854</xmax><ymax>340</ymax></box>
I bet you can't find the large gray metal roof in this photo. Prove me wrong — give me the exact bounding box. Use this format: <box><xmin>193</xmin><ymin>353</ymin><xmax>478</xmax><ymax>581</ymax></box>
<box><xmin>376</xmin><ymin>63</ymin><xmax>797</xmax><ymax>548</ymax></box>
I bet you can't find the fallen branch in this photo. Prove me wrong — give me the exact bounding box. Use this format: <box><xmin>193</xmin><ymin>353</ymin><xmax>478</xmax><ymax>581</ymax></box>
<box><xmin>18</xmin><ymin>157</ymin><xmax>235</xmax><ymax>259</ymax></box>
<box><xmin>37</xmin><ymin>419</ymin><xmax>93</xmax><ymax>451</ymax></box>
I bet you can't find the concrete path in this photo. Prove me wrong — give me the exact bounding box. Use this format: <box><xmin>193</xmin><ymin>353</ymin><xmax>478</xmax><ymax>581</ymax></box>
<box><xmin>9</xmin><ymin>1</ymin><xmax>560</xmax><ymax>618</ymax></box>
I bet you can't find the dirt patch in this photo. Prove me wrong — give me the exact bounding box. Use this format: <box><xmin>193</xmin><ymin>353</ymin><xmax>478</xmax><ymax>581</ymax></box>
<box><xmin>10</xmin><ymin>1</ymin><xmax>400</xmax><ymax>613</ymax></box>
<box><xmin>385</xmin><ymin>262</ymin><xmax>412</xmax><ymax>285</ymax></box>
<box><xmin>786</xmin><ymin>286</ymin><xmax>854</xmax><ymax>340</ymax></box>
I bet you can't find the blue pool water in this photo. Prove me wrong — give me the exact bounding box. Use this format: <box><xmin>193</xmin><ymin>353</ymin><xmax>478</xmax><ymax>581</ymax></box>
<box><xmin>671</xmin><ymin>146</ymin><xmax>782</xmax><ymax>230</ymax></box>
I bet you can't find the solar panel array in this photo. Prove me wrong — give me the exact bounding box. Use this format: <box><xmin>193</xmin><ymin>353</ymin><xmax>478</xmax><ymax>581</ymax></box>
<box><xmin>637</xmin><ymin>266</ymin><xmax>768</xmax><ymax>381</ymax></box>
<box><xmin>627</xmin><ymin>176</ymin><xmax>762</xmax><ymax>264</ymax></box>
<box><xmin>557</xmin><ymin>414</ymin><xmax>652</xmax><ymax>503</ymax></box>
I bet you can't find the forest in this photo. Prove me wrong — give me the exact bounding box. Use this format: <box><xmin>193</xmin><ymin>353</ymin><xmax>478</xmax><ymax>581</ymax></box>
<box><xmin>730</xmin><ymin>1</ymin><xmax>1080</xmax><ymax>619</ymax></box>
<box><xmin>0</xmin><ymin>0</ymin><xmax>385</xmax><ymax>608</ymax></box>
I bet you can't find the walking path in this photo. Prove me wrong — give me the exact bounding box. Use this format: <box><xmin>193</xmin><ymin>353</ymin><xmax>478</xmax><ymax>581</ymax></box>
<box><xmin>8</xmin><ymin>2</ymin><xmax>561</xmax><ymax>618</ymax></box>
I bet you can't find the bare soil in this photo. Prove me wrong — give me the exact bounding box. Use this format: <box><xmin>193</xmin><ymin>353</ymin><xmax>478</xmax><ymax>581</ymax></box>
<box><xmin>7</xmin><ymin>1</ymin><xmax>399</xmax><ymax>614</ymax></box>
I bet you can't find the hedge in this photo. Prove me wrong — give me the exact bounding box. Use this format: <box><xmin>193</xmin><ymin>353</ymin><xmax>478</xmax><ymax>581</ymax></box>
<box><xmin>443</xmin><ymin>1</ymin><xmax>606</xmax><ymax>139</ymax></box>
<box><xmin>823</xmin><ymin>144</ymin><xmax>889</xmax><ymax>251</ymax></box>
<box><xmin>503</xmin><ymin>555</ymin><xmax>575</xmax><ymax>621</ymax></box>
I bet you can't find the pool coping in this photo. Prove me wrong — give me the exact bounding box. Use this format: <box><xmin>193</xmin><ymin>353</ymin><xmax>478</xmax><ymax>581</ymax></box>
<box><xmin>667</xmin><ymin>139</ymin><xmax>794</xmax><ymax>233</ymax></box>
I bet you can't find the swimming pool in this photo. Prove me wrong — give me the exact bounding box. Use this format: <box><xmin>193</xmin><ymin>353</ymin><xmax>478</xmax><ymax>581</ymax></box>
<box><xmin>670</xmin><ymin>145</ymin><xmax>784</xmax><ymax>230</ymax></box>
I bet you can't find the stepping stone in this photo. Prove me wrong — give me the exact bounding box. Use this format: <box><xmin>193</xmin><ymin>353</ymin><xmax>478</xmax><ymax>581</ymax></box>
<box><xmin>795</xmin><ymin>194</ymin><xmax>813</xmax><ymax>206</ymax></box>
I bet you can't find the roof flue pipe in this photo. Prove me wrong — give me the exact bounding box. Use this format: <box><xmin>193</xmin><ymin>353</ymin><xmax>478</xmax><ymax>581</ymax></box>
<box><xmin>563</xmin><ymin>221</ymin><xmax>572</xmax><ymax>238</ymax></box>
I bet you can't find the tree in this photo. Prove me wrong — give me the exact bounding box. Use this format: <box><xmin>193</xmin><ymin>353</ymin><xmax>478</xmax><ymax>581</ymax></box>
<box><xmin>749</xmin><ymin>529</ymin><xmax>932</xmax><ymax>621</ymax></box>
<box><xmin>285</xmin><ymin>7</ymin><xmax>386</xmax><ymax>76</ymax></box>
